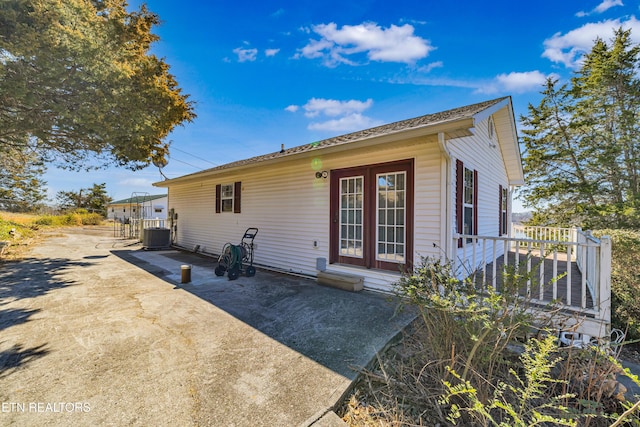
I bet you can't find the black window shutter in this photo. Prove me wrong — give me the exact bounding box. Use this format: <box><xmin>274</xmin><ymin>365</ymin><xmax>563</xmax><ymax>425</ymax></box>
<box><xmin>504</xmin><ymin>186</ymin><xmax>508</xmax><ymax>235</ymax></box>
<box><xmin>499</xmin><ymin>184</ymin><xmax>503</xmax><ymax>235</ymax></box>
<box><xmin>215</xmin><ymin>184</ymin><xmax>221</xmax><ymax>213</ymax></box>
<box><xmin>456</xmin><ymin>160</ymin><xmax>463</xmax><ymax>247</ymax></box>
<box><xmin>233</xmin><ymin>181</ymin><xmax>241</xmax><ymax>213</ymax></box>
<box><xmin>473</xmin><ymin>169</ymin><xmax>478</xmax><ymax>236</ymax></box>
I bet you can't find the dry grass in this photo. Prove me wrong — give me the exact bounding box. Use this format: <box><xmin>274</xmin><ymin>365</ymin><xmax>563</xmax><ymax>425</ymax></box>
<box><xmin>338</xmin><ymin>320</ymin><xmax>636</xmax><ymax>426</ymax></box>
<box><xmin>0</xmin><ymin>211</ymin><xmax>40</xmax><ymax>260</ymax></box>
<box><xmin>337</xmin><ymin>256</ymin><xmax>640</xmax><ymax>426</ymax></box>
<box><xmin>338</xmin><ymin>318</ymin><xmax>498</xmax><ymax>425</ymax></box>
<box><xmin>0</xmin><ymin>211</ymin><xmax>39</xmax><ymax>225</ymax></box>
<box><xmin>0</xmin><ymin>211</ymin><xmax>105</xmax><ymax>261</ymax></box>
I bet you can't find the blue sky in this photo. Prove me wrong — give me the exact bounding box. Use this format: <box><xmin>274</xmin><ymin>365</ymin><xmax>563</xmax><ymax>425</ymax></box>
<box><xmin>43</xmin><ymin>0</ymin><xmax>640</xmax><ymax>211</ymax></box>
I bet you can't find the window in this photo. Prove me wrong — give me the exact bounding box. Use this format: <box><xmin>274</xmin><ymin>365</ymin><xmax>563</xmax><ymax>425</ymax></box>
<box><xmin>377</xmin><ymin>172</ymin><xmax>406</xmax><ymax>263</ymax></box>
<box><xmin>499</xmin><ymin>185</ymin><xmax>508</xmax><ymax>235</ymax></box>
<box><xmin>339</xmin><ymin>176</ymin><xmax>364</xmax><ymax>258</ymax></box>
<box><xmin>456</xmin><ymin>160</ymin><xmax>477</xmax><ymax>246</ymax></box>
<box><xmin>216</xmin><ymin>182</ymin><xmax>242</xmax><ymax>213</ymax></box>
<box><xmin>488</xmin><ymin>116</ymin><xmax>496</xmax><ymax>141</ymax></box>
<box><xmin>463</xmin><ymin>168</ymin><xmax>474</xmax><ymax>235</ymax></box>
<box><xmin>220</xmin><ymin>184</ymin><xmax>234</xmax><ymax>212</ymax></box>
<box><xmin>330</xmin><ymin>159</ymin><xmax>413</xmax><ymax>271</ymax></box>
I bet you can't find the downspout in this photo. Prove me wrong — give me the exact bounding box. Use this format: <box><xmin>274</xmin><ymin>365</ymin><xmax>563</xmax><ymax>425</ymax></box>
<box><xmin>437</xmin><ymin>132</ymin><xmax>453</xmax><ymax>262</ymax></box>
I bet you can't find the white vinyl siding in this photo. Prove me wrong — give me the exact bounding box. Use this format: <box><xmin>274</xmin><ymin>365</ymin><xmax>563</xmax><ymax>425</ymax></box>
<box><xmin>164</xmin><ymin>117</ymin><xmax>513</xmax><ymax>292</ymax></box>
<box><xmin>167</xmin><ymin>139</ymin><xmax>442</xmax><ymax>292</ymax></box>
<box><xmin>449</xmin><ymin>116</ymin><xmax>511</xmax><ymax>272</ymax></box>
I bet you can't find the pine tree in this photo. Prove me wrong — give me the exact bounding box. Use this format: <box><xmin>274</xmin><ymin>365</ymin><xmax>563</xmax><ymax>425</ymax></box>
<box><xmin>0</xmin><ymin>146</ymin><xmax>47</xmax><ymax>212</ymax></box>
<box><xmin>56</xmin><ymin>183</ymin><xmax>111</xmax><ymax>216</ymax></box>
<box><xmin>0</xmin><ymin>0</ymin><xmax>195</xmax><ymax>171</ymax></box>
<box><xmin>520</xmin><ymin>28</ymin><xmax>640</xmax><ymax>228</ymax></box>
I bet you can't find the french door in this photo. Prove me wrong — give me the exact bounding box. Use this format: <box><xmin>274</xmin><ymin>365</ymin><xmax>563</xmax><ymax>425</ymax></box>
<box><xmin>329</xmin><ymin>159</ymin><xmax>413</xmax><ymax>271</ymax></box>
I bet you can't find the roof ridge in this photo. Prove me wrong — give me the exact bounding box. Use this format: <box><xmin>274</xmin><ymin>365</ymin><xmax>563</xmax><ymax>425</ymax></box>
<box><xmin>110</xmin><ymin>194</ymin><xmax>167</xmax><ymax>204</ymax></box>
<box><xmin>158</xmin><ymin>97</ymin><xmax>510</xmax><ymax>182</ymax></box>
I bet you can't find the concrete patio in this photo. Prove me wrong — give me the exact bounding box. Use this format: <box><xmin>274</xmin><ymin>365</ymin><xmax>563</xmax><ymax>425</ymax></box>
<box><xmin>0</xmin><ymin>227</ymin><xmax>414</xmax><ymax>426</ymax></box>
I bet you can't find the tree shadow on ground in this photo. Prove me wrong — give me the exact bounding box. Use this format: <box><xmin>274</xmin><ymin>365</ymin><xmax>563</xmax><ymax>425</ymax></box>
<box><xmin>0</xmin><ymin>343</ymin><xmax>49</xmax><ymax>380</ymax></box>
<box><xmin>1</xmin><ymin>256</ymin><xmax>88</xmax><ymax>333</ymax></box>
<box><xmin>0</xmin><ymin>257</ymin><xmax>91</xmax><ymax>302</ymax></box>
<box><xmin>0</xmin><ymin>307</ymin><xmax>40</xmax><ymax>332</ymax></box>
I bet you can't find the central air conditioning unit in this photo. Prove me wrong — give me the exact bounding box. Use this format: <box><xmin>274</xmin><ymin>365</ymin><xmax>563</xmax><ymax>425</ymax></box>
<box><xmin>142</xmin><ymin>227</ymin><xmax>171</xmax><ymax>250</ymax></box>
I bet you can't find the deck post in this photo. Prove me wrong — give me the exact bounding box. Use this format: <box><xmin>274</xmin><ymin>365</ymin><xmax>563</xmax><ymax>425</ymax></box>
<box><xmin>598</xmin><ymin>236</ymin><xmax>612</xmax><ymax>333</ymax></box>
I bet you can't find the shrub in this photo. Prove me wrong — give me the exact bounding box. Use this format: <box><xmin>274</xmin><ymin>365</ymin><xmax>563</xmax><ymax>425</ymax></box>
<box><xmin>340</xmin><ymin>256</ymin><xmax>640</xmax><ymax>426</ymax></box>
<box><xmin>33</xmin><ymin>216</ymin><xmax>55</xmax><ymax>226</ymax></box>
<box><xmin>61</xmin><ymin>213</ymin><xmax>83</xmax><ymax>226</ymax></box>
<box><xmin>395</xmin><ymin>257</ymin><xmax>548</xmax><ymax>399</ymax></box>
<box><xmin>80</xmin><ymin>213</ymin><xmax>103</xmax><ymax>225</ymax></box>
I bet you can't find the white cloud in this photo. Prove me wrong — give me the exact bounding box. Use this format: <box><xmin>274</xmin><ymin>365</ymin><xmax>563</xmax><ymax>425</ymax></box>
<box><xmin>390</xmin><ymin>75</ymin><xmax>479</xmax><ymax>89</ymax></box>
<box><xmin>119</xmin><ymin>177</ymin><xmax>154</xmax><ymax>187</ymax></box>
<box><xmin>233</xmin><ymin>47</ymin><xmax>258</xmax><ymax>62</ymax></box>
<box><xmin>392</xmin><ymin>71</ymin><xmax>552</xmax><ymax>94</ymax></box>
<box><xmin>595</xmin><ymin>0</ymin><xmax>624</xmax><ymax>13</ymax></box>
<box><xmin>302</xmin><ymin>98</ymin><xmax>373</xmax><ymax>118</ymax></box>
<box><xmin>496</xmin><ymin>70</ymin><xmax>556</xmax><ymax>93</ymax></box>
<box><xmin>297</xmin><ymin>22</ymin><xmax>434</xmax><ymax>66</ymax></box>
<box><xmin>475</xmin><ymin>71</ymin><xmax>559</xmax><ymax>95</ymax></box>
<box><xmin>542</xmin><ymin>16</ymin><xmax>640</xmax><ymax>68</ymax></box>
<box><xmin>289</xmin><ymin>98</ymin><xmax>380</xmax><ymax>132</ymax></box>
<box><xmin>417</xmin><ymin>61</ymin><xmax>443</xmax><ymax>73</ymax></box>
<box><xmin>577</xmin><ymin>0</ymin><xmax>623</xmax><ymax>17</ymax></box>
<box><xmin>297</xmin><ymin>38</ymin><xmax>334</xmax><ymax>60</ymax></box>
<box><xmin>308</xmin><ymin>113</ymin><xmax>383</xmax><ymax>132</ymax></box>
<box><xmin>265</xmin><ymin>48</ymin><xmax>280</xmax><ymax>57</ymax></box>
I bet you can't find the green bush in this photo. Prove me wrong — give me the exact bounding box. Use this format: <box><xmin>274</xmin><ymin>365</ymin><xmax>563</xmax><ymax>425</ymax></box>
<box><xmin>594</xmin><ymin>229</ymin><xmax>640</xmax><ymax>340</ymax></box>
<box><xmin>33</xmin><ymin>216</ymin><xmax>54</xmax><ymax>226</ymax></box>
<box><xmin>62</xmin><ymin>213</ymin><xmax>83</xmax><ymax>226</ymax></box>
<box><xmin>0</xmin><ymin>219</ymin><xmax>36</xmax><ymax>240</ymax></box>
<box><xmin>21</xmin><ymin>212</ymin><xmax>103</xmax><ymax>228</ymax></box>
<box><xmin>80</xmin><ymin>213</ymin><xmax>103</xmax><ymax>225</ymax></box>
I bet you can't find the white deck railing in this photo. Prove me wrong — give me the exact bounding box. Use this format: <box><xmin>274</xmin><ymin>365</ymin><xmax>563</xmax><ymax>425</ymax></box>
<box><xmin>453</xmin><ymin>225</ymin><xmax>612</xmax><ymax>338</ymax></box>
<box><xmin>132</xmin><ymin>218</ymin><xmax>166</xmax><ymax>229</ymax></box>
<box><xmin>114</xmin><ymin>218</ymin><xmax>167</xmax><ymax>239</ymax></box>
<box><xmin>512</xmin><ymin>224</ymin><xmax>576</xmax><ymax>244</ymax></box>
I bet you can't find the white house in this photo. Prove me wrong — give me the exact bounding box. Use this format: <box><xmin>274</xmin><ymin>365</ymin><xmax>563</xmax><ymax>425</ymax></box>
<box><xmin>153</xmin><ymin>97</ymin><xmax>523</xmax><ymax>292</ymax></box>
<box><xmin>107</xmin><ymin>194</ymin><xmax>168</xmax><ymax>222</ymax></box>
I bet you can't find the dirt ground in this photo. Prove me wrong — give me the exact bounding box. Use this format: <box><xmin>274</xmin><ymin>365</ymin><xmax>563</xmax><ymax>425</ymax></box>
<box><xmin>0</xmin><ymin>226</ymin><xmax>414</xmax><ymax>426</ymax></box>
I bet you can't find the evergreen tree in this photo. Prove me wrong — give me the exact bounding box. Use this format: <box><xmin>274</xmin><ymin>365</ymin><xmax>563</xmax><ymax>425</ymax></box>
<box><xmin>0</xmin><ymin>0</ymin><xmax>195</xmax><ymax>171</ymax></box>
<box><xmin>0</xmin><ymin>146</ymin><xmax>47</xmax><ymax>212</ymax></box>
<box><xmin>520</xmin><ymin>28</ymin><xmax>640</xmax><ymax>228</ymax></box>
<box><xmin>56</xmin><ymin>183</ymin><xmax>112</xmax><ymax>216</ymax></box>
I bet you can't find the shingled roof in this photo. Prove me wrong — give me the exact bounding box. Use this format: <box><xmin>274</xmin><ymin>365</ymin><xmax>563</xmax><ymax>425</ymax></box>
<box><xmin>109</xmin><ymin>194</ymin><xmax>167</xmax><ymax>205</ymax></box>
<box><xmin>155</xmin><ymin>97</ymin><xmax>513</xmax><ymax>185</ymax></box>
